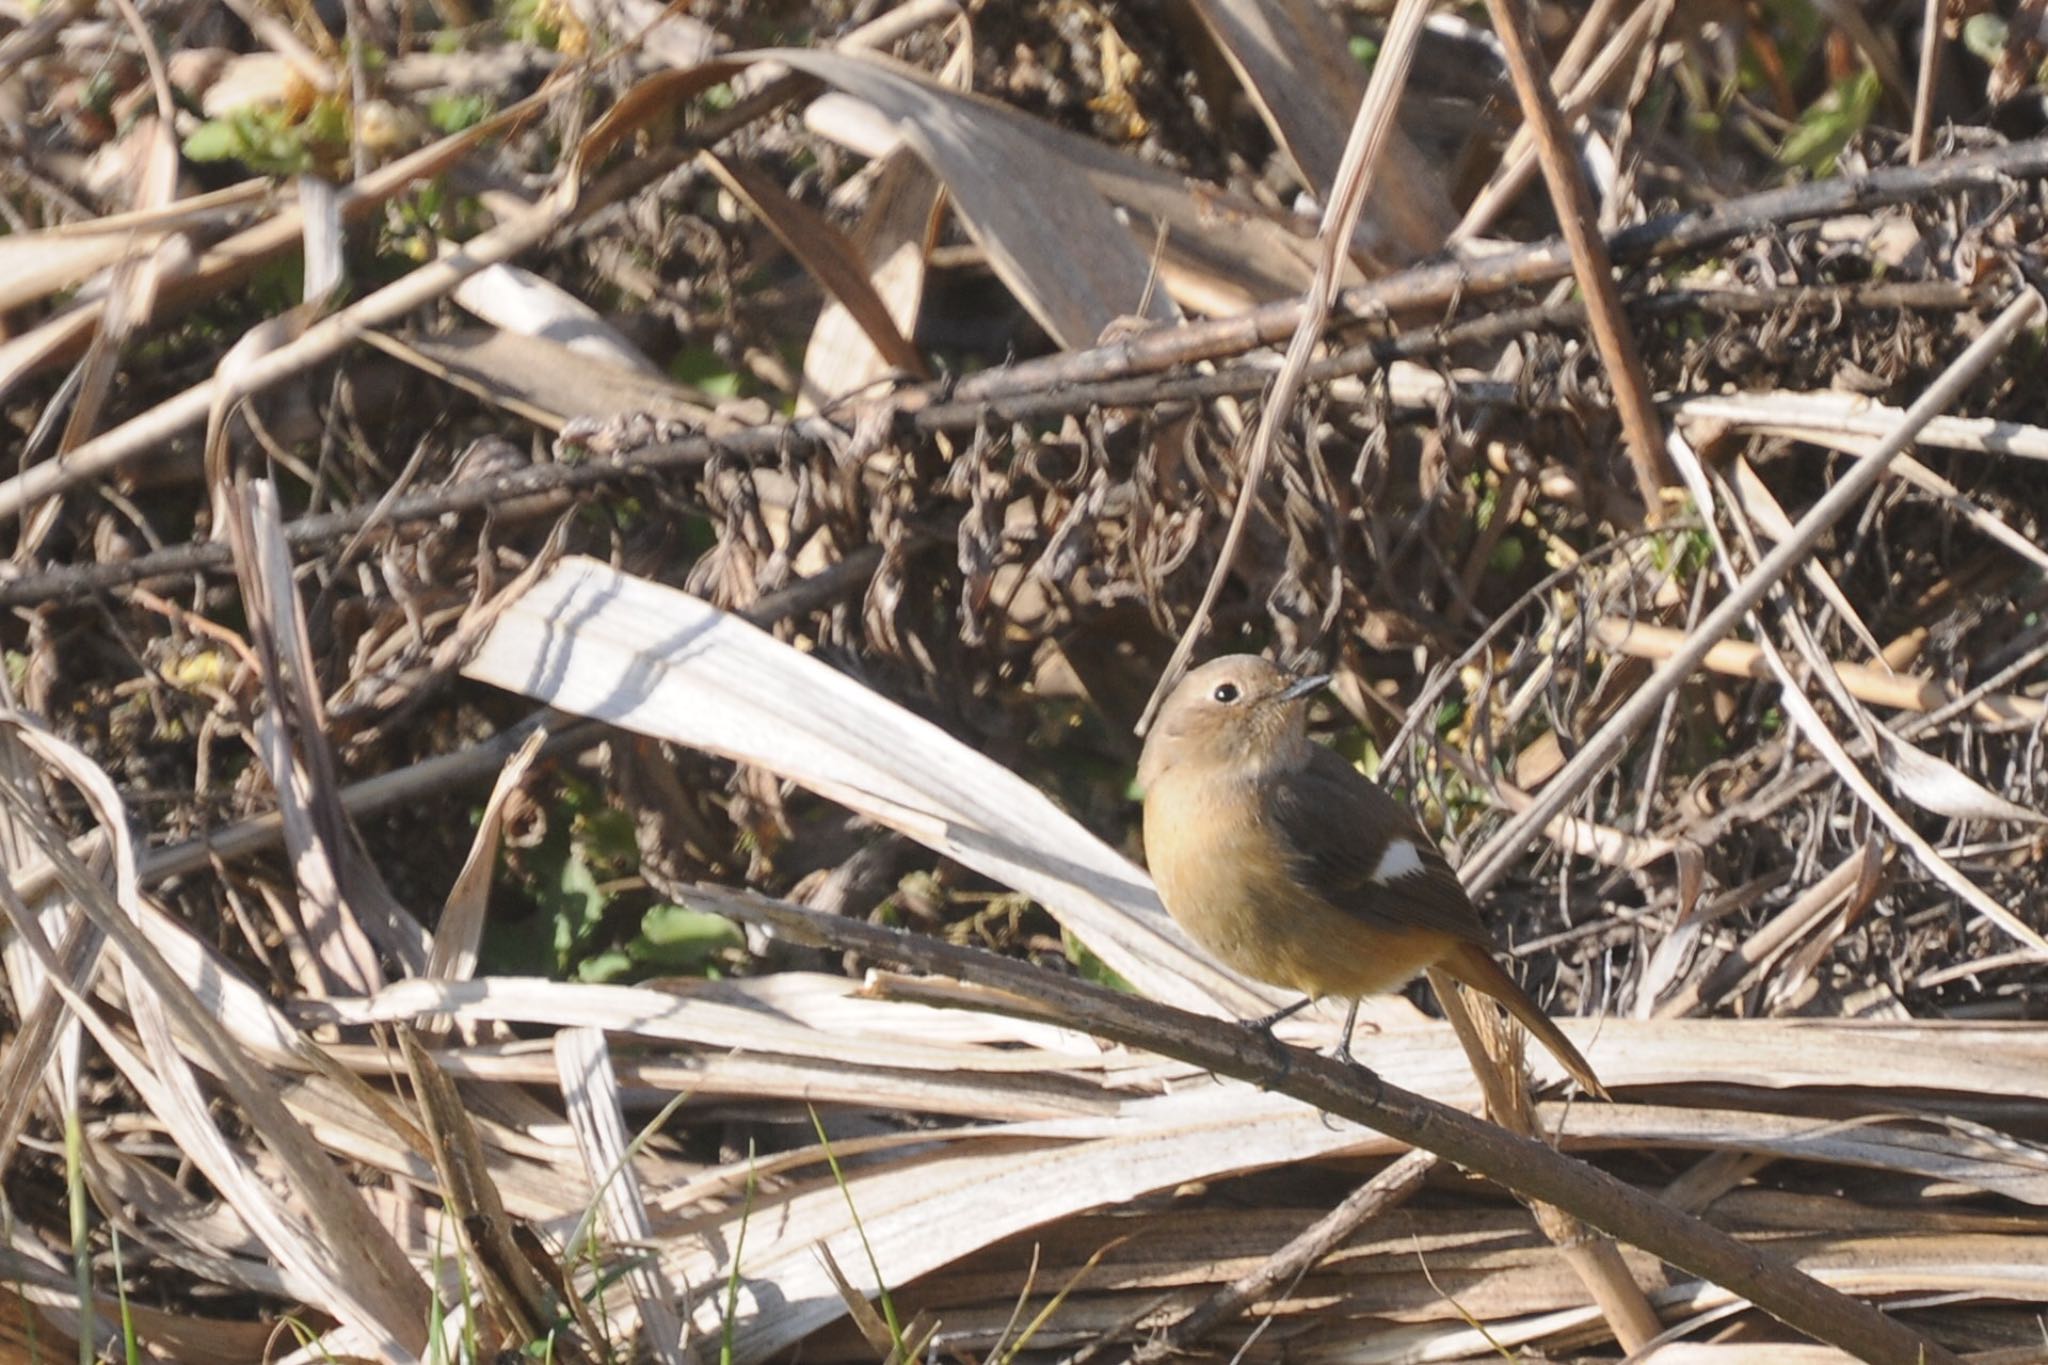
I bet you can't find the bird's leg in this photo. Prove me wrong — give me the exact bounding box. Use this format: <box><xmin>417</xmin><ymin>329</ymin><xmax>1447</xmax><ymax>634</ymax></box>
<box><xmin>1328</xmin><ymin>997</ymin><xmax>1363</xmax><ymax>1064</ymax></box>
<box><xmin>1321</xmin><ymin>997</ymin><xmax>1386</xmax><ymax>1107</ymax></box>
<box><xmin>1243</xmin><ymin>995</ymin><xmax>1315</xmax><ymax>1037</ymax></box>
<box><xmin>1238</xmin><ymin>996</ymin><xmax>1313</xmax><ymax>1085</ymax></box>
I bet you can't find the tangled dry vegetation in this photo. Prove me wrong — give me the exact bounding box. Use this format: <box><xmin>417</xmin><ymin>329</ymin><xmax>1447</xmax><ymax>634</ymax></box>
<box><xmin>5</xmin><ymin>0</ymin><xmax>2048</xmax><ymax>1361</ymax></box>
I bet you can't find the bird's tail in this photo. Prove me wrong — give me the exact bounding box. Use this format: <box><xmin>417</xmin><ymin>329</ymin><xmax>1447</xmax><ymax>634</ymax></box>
<box><xmin>1442</xmin><ymin>942</ymin><xmax>1610</xmax><ymax>1099</ymax></box>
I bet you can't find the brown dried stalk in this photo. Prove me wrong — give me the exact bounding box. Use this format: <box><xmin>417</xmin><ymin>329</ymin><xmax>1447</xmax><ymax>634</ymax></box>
<box><xmin>1482</xmin><ymin>0</ymin><xmax>1673</xmax><ymax>512</ymax></box>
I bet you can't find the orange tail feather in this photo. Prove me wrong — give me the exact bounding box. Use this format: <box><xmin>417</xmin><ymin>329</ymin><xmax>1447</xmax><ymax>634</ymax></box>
<box><xmin>1442</xmin><ymin>942</ymin><xmax>1609</xmax><ymax>1099</ymax></box>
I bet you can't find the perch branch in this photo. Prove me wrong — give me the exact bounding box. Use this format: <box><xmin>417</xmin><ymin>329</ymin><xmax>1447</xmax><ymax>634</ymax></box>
<box><xmin>696</xmin><ymin>885</ymin><xmax>1959</xmax><ymax>1365</ymax></box>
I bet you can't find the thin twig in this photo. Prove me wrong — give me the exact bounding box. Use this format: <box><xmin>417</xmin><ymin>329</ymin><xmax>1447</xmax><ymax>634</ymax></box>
<box><xmin>1656</xmin><ymin>840</ymin><xmax>1882</xmax><ymax>1020</ymax></box>
<box><xmin>1589</xmin><ymin>617</ymin><xmax>2044</xmax><ymax>723</ymax></box>
<box><xmin>1675</xmin><ymin>386</ymin><xmax>2048</xmax><ymax>461</ymax></box>
<box><xmin>1452</xmin><ymin>0</ymin><xmax>1660</xmax><ymax>242</ymax></box>
<box><xmin>1125</xmin><ymin>1149</ymin><xmax>1438</xmax><ymax>1363</ymax></box>
<box><xmin>5</xmin><ymin>140</ymin><xmax>2041</xmax><ymax>538</ymax></box>
<box><xmin>1680</xmin><ymin>628</ymin><xmax>2048</xmax><ymax>857</ymax></box>
<box><xmin>0</xmin><ymin>274</ymin><xmax>2005</xmax><ymax>610</ymax></box>
<box><xmin>1911</xmin><ymin>0</ymin><xmax>1945</xmax><ymax>164</ymax></box>
<box><xmin>919</xmin><ymin>138</ymin><xmax>2048</xmax><ymax>418</ymax></box>
<box><xmin>1139</xmin><ymin>0</ymin><xmax>1435</xmax><ymax>734</ymax></box>
<box><xmin>1672</xmin><ymin>444</ymin><xmax>2048</xmax><ymax>956</ymax></box>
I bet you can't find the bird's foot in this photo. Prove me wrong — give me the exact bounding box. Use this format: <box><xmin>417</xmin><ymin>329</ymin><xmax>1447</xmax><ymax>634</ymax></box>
<box><xmin>1317</xmin><ymin>998</ymin><xmax>1386</xmax><ymax>1103</ymax></box>
<box><xmin>1244</xmin><ymin>1022</ymin><xmax>1297</xmax><ymax>1083</ymax></box>
<box><xmin>1321</xmin><ymin>999</ymin><xmax>1367</xmax><ymax>1065</ymax></box>
<box><xmin>1361</xmin><ymin>1064</ymin><xmax>1387</xmax><ymax>1108</ymax></box>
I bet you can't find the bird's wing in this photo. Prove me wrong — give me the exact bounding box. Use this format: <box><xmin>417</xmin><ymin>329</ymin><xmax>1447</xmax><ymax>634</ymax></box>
<box><xmin>1262</xmin><ymin>745</ymin><xmax>1496</xmax><ymax>946</ymax></box>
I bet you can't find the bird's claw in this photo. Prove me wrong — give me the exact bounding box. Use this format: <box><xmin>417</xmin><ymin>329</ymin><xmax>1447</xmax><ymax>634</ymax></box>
<box><xmin>1244</xmin><ymin>1017</ymin><xmax>1297</xmax><ymax>1082</ymax></box>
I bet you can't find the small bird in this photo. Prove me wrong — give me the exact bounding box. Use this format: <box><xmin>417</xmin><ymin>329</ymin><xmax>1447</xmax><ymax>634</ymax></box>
<box><xmin>1138</xmin><ymin>654</ymin><xmax>1606</xmax><ymax>1097</ymax></box>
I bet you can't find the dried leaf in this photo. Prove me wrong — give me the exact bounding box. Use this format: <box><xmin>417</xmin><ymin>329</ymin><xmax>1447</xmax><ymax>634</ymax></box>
<box><xmin>1186</xmin><ymin>0</ymin><xmax>1452</xmax><ymax>263</ymax></box>
<box><xmin>1872</xmin><ymin>729</ymin><xmax>2048</xmax><ymax>825</ymax></box>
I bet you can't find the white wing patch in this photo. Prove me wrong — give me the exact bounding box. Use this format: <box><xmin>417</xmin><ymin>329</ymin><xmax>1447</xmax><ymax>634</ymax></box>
<box><xmin>1372</xmin><ymin>838</ymin><xmax>1426</xmax><ymax>885</ymax></box>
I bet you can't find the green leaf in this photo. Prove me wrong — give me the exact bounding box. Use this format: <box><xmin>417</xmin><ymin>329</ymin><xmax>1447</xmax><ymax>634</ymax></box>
<box><xmin>1779</xmin><ymin>68</ymin><xmax>1882</xmax><ymax>176</ymax></box>
<box><xmin>181</xmin><ymin>118</ymin><xmax>251</xmax><ymax>165</ymax></box>
<box><xmin>1962</xmin><ymin>13</ymin><xmax>2008</xmax><ymax>65</ymax></box>
<box><xmin>429</xmin><ymin>92</ymin><xmax>496</xmax><ymax>134</ymax></box>
<box><xmin>670</xmin><ymin>344</ymin><xmax>746</xmax><ymax>398</ymax></box>
<box><xmin>575</xmin><ymin>949</ymin><xmax>637</xmax><ymax>984</ymax></box>
<box><xmin>574</xmin><ymin>906</ymin><xmax>744</xmax><ymax>983</ymax></box>
<box><xmin>533</xmin><ymin>834</ymin><xmax>610</xmax><ymax>973</ymax></box>
<box><xmin>639</xmin><ymin>903</ymin><xmax>744</xmax><ymax>952</ymax></box>
<box><xmin>301</xmin><ymin>98</ymin><xmax>348</xmax><ymax>147</ymax></box>
<box><xmin>579</xmin><ymin>805</ymin><xmax>640</xmax><ymax>868</ymax></box>
<box><xmin>180</xmin><ymin>100</ymin><xmax>350</xmax><ymax>176</ymax></box>
<box><xmin>1062</xmin><ymin>929</ymin><xmax>1133</xmax><ymax>993</ymax></box>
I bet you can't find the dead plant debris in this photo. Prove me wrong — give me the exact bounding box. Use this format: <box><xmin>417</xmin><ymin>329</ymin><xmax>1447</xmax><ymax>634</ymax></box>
<box><xmin>3</xmin><ymin>1</ymin><xmax>2048</xmax><ymax>1362</ymax></box>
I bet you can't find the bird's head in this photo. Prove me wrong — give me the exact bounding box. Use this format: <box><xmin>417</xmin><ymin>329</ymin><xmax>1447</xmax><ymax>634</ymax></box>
<box><xmin>1136</xmin><ymin>655</ymin><xmax>1330</xmax><ymax>794</ymax></box>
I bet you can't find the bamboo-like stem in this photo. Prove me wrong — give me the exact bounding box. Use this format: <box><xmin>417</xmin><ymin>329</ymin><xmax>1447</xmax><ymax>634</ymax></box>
<box><xmin>1427</xmin><ymin>968</ymin><xmax>1662</xmax><ymax>1351</ymax></box>
<box><xmin>1589</xmin><ymin>618</ymin><xmax>2045</xmax><ymax>723</ymax></box>
<box><xmin>1910</xmin><ymin>0</ymin><xmax>1945</xmax><ymax>163</ymax></box>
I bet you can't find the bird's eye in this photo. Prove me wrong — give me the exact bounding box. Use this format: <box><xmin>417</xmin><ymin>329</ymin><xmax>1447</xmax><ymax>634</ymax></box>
<box><xmin>1211</xmin><ymin>682</ymin><xmax>1240</xmax><ymax>704</ymax></box>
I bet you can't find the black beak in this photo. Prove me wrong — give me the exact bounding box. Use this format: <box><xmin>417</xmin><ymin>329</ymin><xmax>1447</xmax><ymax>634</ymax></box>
<box><xmin>1277</xmin><ymin>672</ymin><xmax>1330</xmax><ymax>702</ymax></box>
